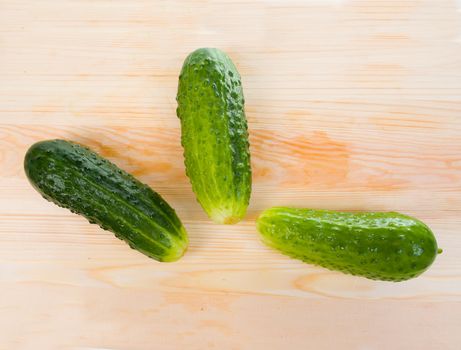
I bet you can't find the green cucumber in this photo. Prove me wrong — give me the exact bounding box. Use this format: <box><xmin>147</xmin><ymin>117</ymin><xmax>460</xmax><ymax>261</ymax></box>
<box><xmin>24</xmin><ymin>139</ymin><xmax>188</xmax><ymax>262</ymax></box>
<box><xmin>176</xmin><ymin>48</ymin><xmax>251</xmax><ymax>224</ymax></box>
<box><xmin>257</xmin><ymin>207</ymin><xmax>440</xmax><ymax>281</ymax></box>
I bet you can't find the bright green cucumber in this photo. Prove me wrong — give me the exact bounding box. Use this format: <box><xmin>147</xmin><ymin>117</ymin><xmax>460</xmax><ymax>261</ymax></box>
<box><xmin>176</xmin><ymin>48</ymin><xmax>251</xmax><ymax>224</ymax></box>
<box><xmin>24</xmin><ymin>139</ymin><xmax>188</xmax><ymax>262</ymax></box>
<box><xmin>257</xmin><ymin>207</ymin><xmax>440</xmax><ymax>281</ymax></box>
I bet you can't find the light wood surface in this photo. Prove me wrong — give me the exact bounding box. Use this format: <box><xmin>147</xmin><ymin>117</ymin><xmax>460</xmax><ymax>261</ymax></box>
<box><xmin>1</xmin><ymin>0</ymin><xmax>461</xmax><ymax>349</ymax></box>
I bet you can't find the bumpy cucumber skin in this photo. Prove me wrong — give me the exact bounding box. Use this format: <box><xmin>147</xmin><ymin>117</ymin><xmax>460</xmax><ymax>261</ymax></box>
<box><xmin>24</xmin><ymin>140</ymin><xmax>188</xmax><ymax>262</ymax></box>
<box><xmin>257</xmin><ymin>207</ymin><xmax>439</xmax><ymax>281</ymax></box>
<box><xmin>176</xmin><ymin>48</ymin><xmax>251</xmax><ymax>224</ymax></box>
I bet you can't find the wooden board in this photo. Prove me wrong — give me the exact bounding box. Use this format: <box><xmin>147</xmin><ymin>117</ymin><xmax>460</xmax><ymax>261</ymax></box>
<box><xmin>1</xmin><ymin>0</ymin><xmax>461</xmax><ymax>349</ymax></box>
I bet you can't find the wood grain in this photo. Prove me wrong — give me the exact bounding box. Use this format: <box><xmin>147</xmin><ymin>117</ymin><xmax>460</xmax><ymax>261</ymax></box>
<box><xmin>1</xmin><ymin>0</ymin><xmax>461</xmax><ymax>349</ymax></box>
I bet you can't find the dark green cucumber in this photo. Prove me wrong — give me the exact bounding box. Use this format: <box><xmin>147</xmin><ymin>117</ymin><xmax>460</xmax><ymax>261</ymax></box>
<box><xmin>257</xmin><ymin>207</ymin><xmax>440</xmax><ymax>281</ymax></box>
<box><xmin>24</xmin><ymin>139</ymin><xmax>188</xmax><ymax>262</ymax></box>
<box><xmin>176</xmin><ymin>48</ymin><xmax>251</xmax><ymax>224</ymax></box>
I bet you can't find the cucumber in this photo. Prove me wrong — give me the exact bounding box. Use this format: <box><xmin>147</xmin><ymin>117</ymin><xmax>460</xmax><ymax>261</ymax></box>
<box><xmin>24</xmin><ymin>139</ymin><xmax>188</xmax><ymax>262</ymax></box>
<box><xmin>176</xmin><ymin>48</ymin><xmax>251</xmax><ymax>224</ymax></box>
<box><xmin>257</xmin><ymin>207</ymin><xmax>440</xmax><ymax>281</ymax></box>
